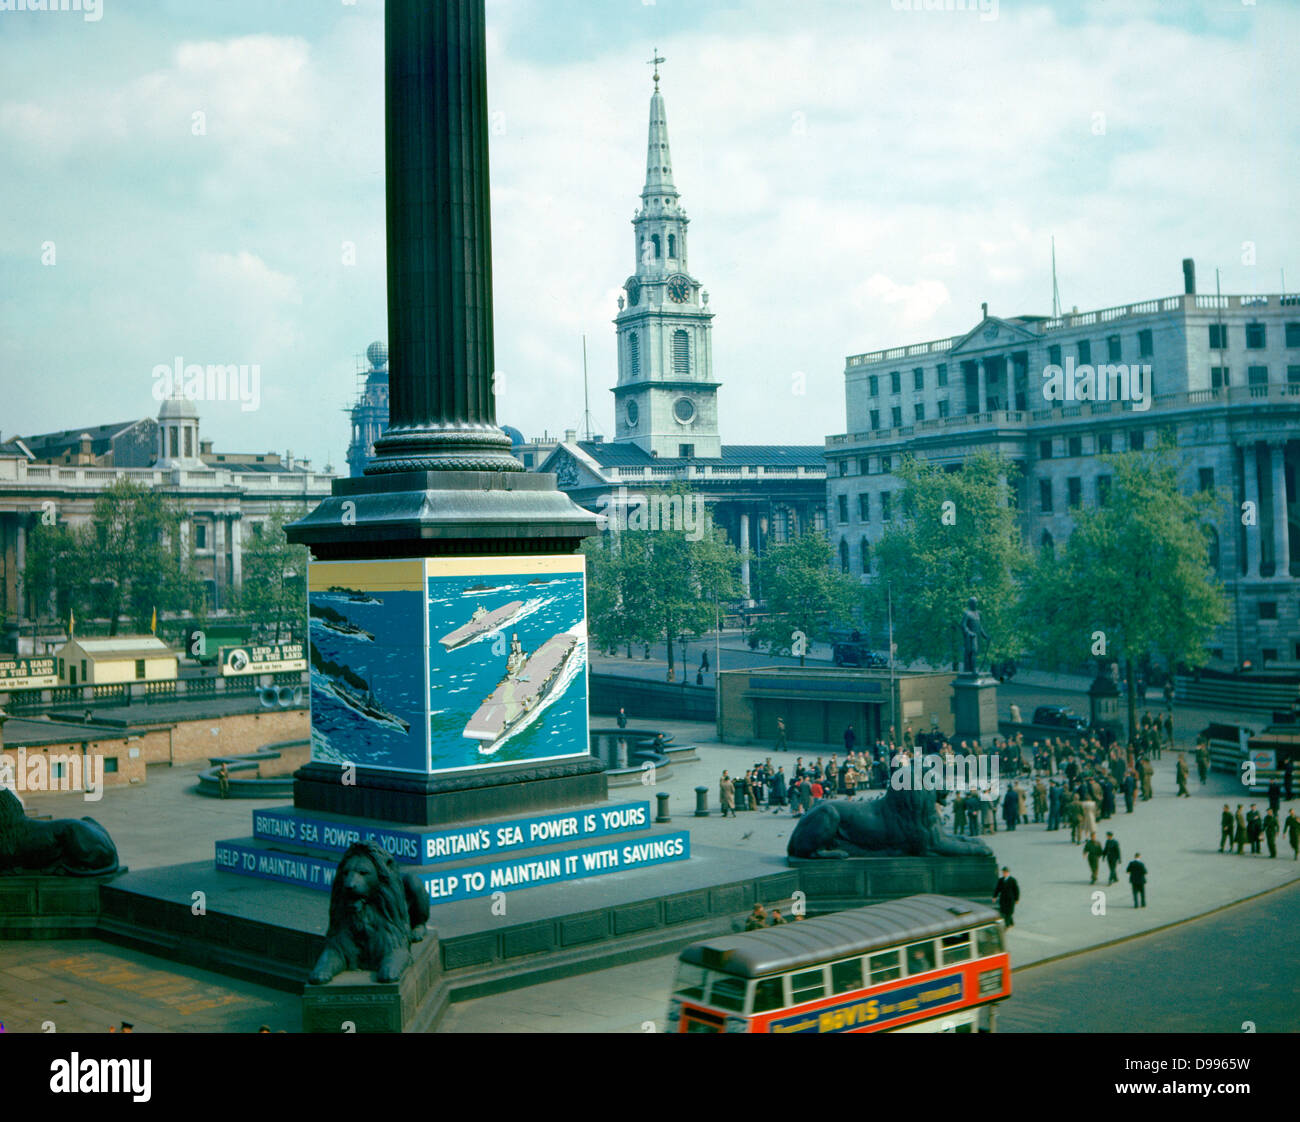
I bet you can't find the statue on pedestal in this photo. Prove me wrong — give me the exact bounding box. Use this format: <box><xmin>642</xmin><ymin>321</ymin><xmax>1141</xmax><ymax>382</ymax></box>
<box><xmin>960</xmin><ymin>596</ymin><xmax>991</xmax><ymax>676</ymax></box>
<box><xmin>0</xmin><ymin>788</ymin><xmax>120</xmax><ymax>877</ymax></box>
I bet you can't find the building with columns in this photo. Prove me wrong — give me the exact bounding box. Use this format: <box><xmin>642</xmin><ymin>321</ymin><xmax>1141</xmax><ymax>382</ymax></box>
<box><xmin>0</xmin><ymin>396</ymin><xmax>334</xmax><ymax>646</ymax></box>
<box><xmin>345</xmin><ymin>341</ymin><xmax>391</xmax><ymax>478</ymax></box>
<box><xmin>539</xmin><ymin>66</ymin><xmax>826</xmax><ymax>599</ymax></box>
<box><xmin>825</xmin><ymin>260</ymin><xmax>1300</xmax><ymax>668</ymax></box>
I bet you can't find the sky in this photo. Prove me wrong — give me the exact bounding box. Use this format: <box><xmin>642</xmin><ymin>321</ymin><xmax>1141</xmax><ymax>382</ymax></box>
<box><xmin>1</xmin><ymin>0</ymin><xmax>1296</xmax><ymax>471</ymax></box>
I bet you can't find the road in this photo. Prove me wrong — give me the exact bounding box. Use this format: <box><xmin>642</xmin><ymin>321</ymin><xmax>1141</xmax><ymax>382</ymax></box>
<box><xmin>998</xmin><ymin>880</ymin><xmax>1300</xmax><ymax>1033</ymax></box>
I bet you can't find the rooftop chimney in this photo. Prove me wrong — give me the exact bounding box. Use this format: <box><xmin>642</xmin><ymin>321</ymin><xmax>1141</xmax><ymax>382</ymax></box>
<box><xmin>564</xmin><ymin>429</ymin><xmax>576</xmax><ymax>443</ymax></box>
<box><xmin>981</xmin><ymin>302</ymin><xmax>989</xmax><ymax>320</ymax></box>
<box><xmin>1183</xmin><ymin>258</ymin><xmax>1196</xmax><ymax>295</ymax></box>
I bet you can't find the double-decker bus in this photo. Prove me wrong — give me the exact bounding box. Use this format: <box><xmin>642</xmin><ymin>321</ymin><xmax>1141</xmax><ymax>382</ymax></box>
<box><xmin>668</xmin><ymin>894</ymin><xmax>1010</xmax><ymax>1034</ymax></box>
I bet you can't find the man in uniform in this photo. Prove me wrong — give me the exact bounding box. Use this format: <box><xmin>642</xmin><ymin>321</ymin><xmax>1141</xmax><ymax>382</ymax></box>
<box><xmin>1083</xmin><ymin>832</ymin><xmax>1103</xmax><ymax>885</ymax></box>
<box><xmin>993</xmin><ymin>867</ymin><xmax>1020</xmax><ymax>927</ymax></box>
<box><xmin>1247</xmin><ymin>804</ymin><xmax>1263</xmax><ymax>854</ymax></box>
<box><xmin>1033</xmin><ymin>778</ymin><xmax>1047</xmax><ymax>824</ymax></box>
<box><xmin>1195</xmin><ymin>739</ymin><xmax>1210</xmax><ymax>785</ymax></box>
<box><xmin>1285</xmin><ymin>810</ymin><xmax>1300</xmax><ymax>860</ymax></box>
<box><xmin>1126</xmin><ymin>853</ymin><xmax>1148</xmax><ymax>907</ymax></box>
<box><xmin>1140</xmin><ymin>756</ymin><xmax>1154</xmax><ymax>801</ymax></box>
<box><xmin>719</xmin><ymin>771</ymin><xmax>736</xmax><ymax>818</ymax></box>
<box><xmin>1103</xmin><ymin>831</ymin><xmax>1122</xmax><ymax>885</ymax></box>
<box><xmin>1122</xmin><ymin>768</ymin><xmax>1137</xmax><ymax>814</ymax></box>
<box><xmin>1219</xmin><ymin>804</ymin><xmax>1235</xmax><ymax>852</ymax></box>
<box><xmin>1263</xmin><ymin>809</ymin><xmax>1280</xmax><ymax>858</ymax></box>
<box><xmin>1175</xmin><ymin>753</ymin><xmax>1190</xmax><ymax>797</ymax></box>
<box><xmin>745</xmin><ymin>904</ymin><xmax>767</xmax><ymax>931</ymax></box>
<box><xmin>1235</xmin><ymin>805</ymin><xmax>1247</xmax><ymax>854</ymax></box>
<box><xmin>1047</xmin><ymin>782</ymin><xmax>1062</xmax><ymax>831</ymax></box>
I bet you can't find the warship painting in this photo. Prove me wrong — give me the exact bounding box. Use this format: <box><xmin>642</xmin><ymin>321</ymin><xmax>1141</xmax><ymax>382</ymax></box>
<box><xmin>310</xmin><ymin>602</ymin><xmax>375</xmax><ymax>642</ymax></box>
<box><xmin>310</xmin><ymin>645</ymin><xmax>409</xmax><ymax>734</ymax></box>
<box><xmin>462</xmin><ymin>631</ymin><xmax>578</xmax><ymax>755</ymax></box>
<box><xmin>439</xmin><ymin>601</ymin><xmax>527</xmax><ymax>651</ymax></box>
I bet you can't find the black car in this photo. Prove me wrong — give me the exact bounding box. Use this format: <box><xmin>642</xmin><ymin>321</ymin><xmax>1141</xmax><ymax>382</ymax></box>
<box><xmin>831</xmin><ymin>637</ymin><xmax>888</xmax><ymax>668</ymax></box>
<box><xmin>1032</xmin><ymin>705</ymin><xmax>1089</xmax><ymax>730</ymax></box>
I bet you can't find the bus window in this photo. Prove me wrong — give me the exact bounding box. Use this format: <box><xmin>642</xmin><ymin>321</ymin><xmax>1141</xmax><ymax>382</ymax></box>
<box><xmin>752</xmin><ymin>977</ymin><xmax>785</xmax><ymax>1014</ymax></box>
<box><xmin>675</xmin><ymin>964</ymin><xmax>708</xmax><ymax>1001</ymax></box>
<box><xmin>831</xmin><ymin>958</ymin><xmax>863</xmax><ymax>995</ymax></box>
<box><xmin>868</xmin><ymin>950</ymin><xmax>901</xmax><ymax>984</ymax></box>
<box><xmin>790</xmin><ymin>968</ymin><xmax>826</xmax><ymax>1005</ymax></box>
<box><xmin>975</xmin><ymin>925</ymin><xmax>1004</xmax><ymax>957</ymax></box>
<box><xmin>941</xmin><ymin>933</ymin><xmax>972</xmax><ymax>964</ymax></box>
<box><xmin>710</xmin><ymin>975</ymin><xmax>746</xmax><ymax>1012</ymax></box>
<box><xmin>905</xmin><ymin>941</ymin><xmax>936</xmax><ymax>975</ymax></box>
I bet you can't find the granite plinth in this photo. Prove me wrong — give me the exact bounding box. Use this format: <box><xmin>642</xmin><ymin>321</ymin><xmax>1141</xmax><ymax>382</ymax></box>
<box><xmin>953</xmin><ymin>675</ymin><xmax>1000</xmax><ymax>743</ymax></box>
<box><xmin>0</xmin><ymin>871</ymin><xmax>126</xmax><ymax>939</ymax></box>
<box><xmin>787</xmin><ymin>853</ymin><xmax>999</xmax><ymax>914</ymax></box>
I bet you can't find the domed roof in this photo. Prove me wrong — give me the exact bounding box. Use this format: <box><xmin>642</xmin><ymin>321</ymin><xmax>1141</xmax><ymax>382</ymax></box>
<box><xmin>158</xmin><ymin>392</ymin><xmax>198</xmax><ymax>421</ymax></box>
<box><xmin>367</xmin><ymin>341</ymin><xmax>388</xmax><ymax>370</ymax></box>
<box><xmin>501</xmin><ymin>425</ymin><xmax>525</xmax><ymax>447</ymax></box>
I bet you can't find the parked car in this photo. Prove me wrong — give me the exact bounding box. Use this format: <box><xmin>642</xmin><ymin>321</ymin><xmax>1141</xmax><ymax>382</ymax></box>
<box><xmin>1032</xmin><ymin>705</ymin><xmax>1089</xmax><ymax>730</ymax></box>
<box><xmin>831</xmin><ymin>633</ymin><xmax>888</xmax><ymax>668</ymax></box>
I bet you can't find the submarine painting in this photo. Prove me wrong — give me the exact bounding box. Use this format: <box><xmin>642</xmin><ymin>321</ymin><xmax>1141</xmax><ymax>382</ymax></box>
<box><xmin>308</xmin><ymin>557</ymin><xmax>589</xmax><ymax>776</ymax></box>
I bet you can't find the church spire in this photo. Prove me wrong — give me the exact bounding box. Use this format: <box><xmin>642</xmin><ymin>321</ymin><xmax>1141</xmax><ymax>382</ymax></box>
<box><xmin>643</xmin><ymin>49</ymin><xmax>678</xmax><ymax>204</ymax></box>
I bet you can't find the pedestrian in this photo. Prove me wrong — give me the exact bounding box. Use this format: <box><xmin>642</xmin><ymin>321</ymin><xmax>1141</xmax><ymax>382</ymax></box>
<box><xmin>770</xmin><ymin>766</ymin><xmax>787</xmax><ymax>809</ymax></box>
<box><xmin>1219</xmin><ymin>804</ymin><xmax>1234</xmax><ymax>853</ymax></box>
<box><xmin>1175</xmin><ymin>753</ymin><xmax>1190</xmax><ymax>798</ymax></box>
<box><xmin>743</xmin><ymin>771</ymin><xmax>757</xmax><ymax>812</ymax></box>
<box><xmin>1234</xmin><ymin>805</ymin><xmax>1247</xmax><ymax>854</ymax></box>
<box><xmin>1010</xmin><ymin>702</ymin><xmax>1022</xmax><ymax>724</ymax></box>
<box><xmin>696</xmin><ymin>669</ymin><xmax>704</xmax><ymax>685</ymax></box>
<box><xmin>844</xmin><ymin>725</ymin><xmax>856</xmax><ymax>756</ymax></box>
<box><xmin>1100</xmin><ymin>777</ymin><xmax>1116</xmax><ymax>819</ymax></box>
<box><xmin>775</xmin><ymin>716</ymin><xmax>787</xmax><ymax>752</ymax></box>
<box><xmin>1065</xmin><ymin>793</ymin><xmax>1083</xmax><ymax>844</ymax></box>
<box><xmin>1195</xmin><ymin>740</ymin><xmax>1210</xmax><ymax>785</ymax></box>
<box><xmin>1102</xmin><ymin>831</ymin><xmax>1121</xmax><ymax>885</ymax></box>
<box><xmin>1126</xmin><ymin>853</ymin><xmax>1148</xmax><ymax>907</ymax></box>
<box><xmin>700</xmin><ymin>650</ymin><xmax>709</xmax><ymax>673</ymax></box>
<box><xmin>1263</xmin><ymin>809</ymin><xmax>1279</xmax><ymax>858</ymax></box>
<box><xmin>745</xmin><ymin>903</ymin><xmax>767</xmax><ymax>931</ymax></box>
<box><xmin>1284</xmin><ymin>810</ymin><xmax>1300</xmax><ymax>860</ymax></box>
<box><xmin>993</xmin><ymin>867</ymin><xmax>1019</xmax><ymax>927</ymax></box>
<box><xmin>1247</xmin><ymin>805</ymin><xmax>1263</xmax><ymax>855</ymax></box>
<box><xmin>952</xmin><ymin>790</ymin><xmax>966</xmax><ymax>836</ymax></box>
<box><xmin>967</xmin><ymin>793</ymin><xmax>982</xmax><ymax>837</ymax></box>
<box><xmin>1140</xmin><ymin>757</ymin><xmax>1154</xmax><ymax>801</ymax></box>
<box><xmin>1121</xmin><ymin>768</ymin><xmax>1137</xmax><ymax>814</ymax></box>
<box><xmin>1079</xmin><ymin>797</ymin><xmax>1098</xmax><ymax>838</ymax></box>
<box><xmin>768</xmin><ymin>908</ymin><xmax>786</xmax><ymax>926</ymax></box>
<box><xmin>1083</xmin><ymin>832</ymin><xmax>1103</xmax><ymax>884</ymax></box>
<box><xmin>1267</xmin><ymin>780</ymin><xmax>1281</xmax><ymax>816</ymax></box>
<box><xmin>1003</xmin><ymin>786</ymin><xmax>1019</xmax><ymax>832</ymax></box>
<box><xmin>801</xmin><ymin>776</ymin><xmax>815</xmax><ymax>815</ymax></box>
<box><xmin>719</xmin><ymin>771</ymin><xmax>736</xmax><ymax>818</ymax></box>
<box><xmin>216</xmin><ymin>762</ymin><xmax>230</xmax><ymax>800</ymax></box>
<box><xmin>1047</xmin><ymin>782</ymin><xmax>1062</xmax><ymax>831</ymax></box>
<box><xmin>1032</xmin><ymin>779</ymin><xmax>1046</xmax><ymax>824</ymax></box>
<box><xmin>1163</xmin><ymin>712</ymin><xmax>1173</xmax><ymax>748</ymax></box>
<box><xmin>981</xmin><ymin>790</ymin><xmax>997</xmax><ymax>835</ymax></box>
<box><xmin>617</xmin><ymin>707</ymin><xmax>628</xmax><ymax>730</ymax></box>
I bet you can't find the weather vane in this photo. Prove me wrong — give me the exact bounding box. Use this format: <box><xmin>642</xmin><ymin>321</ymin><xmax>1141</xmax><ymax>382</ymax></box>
<box><xmin>648</xmin><ymin>47</ymin><xmax>666</xmax><ymax>91</ymax></box>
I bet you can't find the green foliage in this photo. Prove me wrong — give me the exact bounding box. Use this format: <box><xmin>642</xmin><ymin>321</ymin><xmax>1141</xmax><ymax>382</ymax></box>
<box><xmin>869</xmin><ymin>451</ymin><xmax>1029</xmax><ymax>667</ymax></box>
<box><xmin>232</xmin><ymin>507</ymin><xmax>310</xmax><ymax>642</ymax></box>
<box><xmin>752</xmin><ymin>531</ymin><xmax>861</xmax><ymax>664</ymax></box>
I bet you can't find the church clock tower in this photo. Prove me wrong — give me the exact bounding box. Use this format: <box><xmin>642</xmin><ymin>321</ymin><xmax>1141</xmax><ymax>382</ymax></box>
<box><xmin>613</xmin><ymin>55</ymin><xmax>720</xmax><ymax>459</ymax></box>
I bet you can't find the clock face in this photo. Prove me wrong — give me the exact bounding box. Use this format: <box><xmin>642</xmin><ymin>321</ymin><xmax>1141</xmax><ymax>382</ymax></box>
<box><xmin>625</xmin><ymin>278</ymin><xmax>641</xmax><ymax>307</ymax></box>
<box><xmin>667</xmin><ymin>275</ymin><xmax>692</xmax><ymax>303</ymax></box>
<box><xmin>626</xmin><ymin>400</ymin><xmax>639</xmax><ymax>427</ymax></box>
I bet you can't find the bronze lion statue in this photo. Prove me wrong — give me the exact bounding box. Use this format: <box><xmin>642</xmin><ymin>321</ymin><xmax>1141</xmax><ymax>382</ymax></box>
<box><xmin>309</xmin><ymin>841</ymin><xmax>432</xmax><ymax>985</ymax></box>
<box><xmin>0</xmin><ymin>787</ymin><xmax>120</xmax><ymax>876</ymax></box>
<box><xmin>788</xmin><ymin>788</ymin><xmax>991</xmax><ymax>859</ymax></box>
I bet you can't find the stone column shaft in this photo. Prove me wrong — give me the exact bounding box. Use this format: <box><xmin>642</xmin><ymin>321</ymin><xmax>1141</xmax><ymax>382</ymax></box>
<box><xmin>1242</xmin><ymin>441</ymin><xmax>1261</xmax><ymax>578</ymax></box>
<box><xmin>1269</xmin><ymin>440</ymin><xmax>1291</xmax><ymax>579</ymax></box>
<box><xmin>739</xmin><ymin>510</ymin><xmax>751</xmax><ymax>599</ymax></box>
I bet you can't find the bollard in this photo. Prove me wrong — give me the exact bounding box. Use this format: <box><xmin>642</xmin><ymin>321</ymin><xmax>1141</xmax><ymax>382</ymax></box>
<box><xmin>694</xmin><ymin>786</ymin><xmax>709</xmax><ymax>818</ymax></box>
<box><xmin>656</xmin><ymin>791</ymin><xmax>671</xmax><ymax>823</ymax></box>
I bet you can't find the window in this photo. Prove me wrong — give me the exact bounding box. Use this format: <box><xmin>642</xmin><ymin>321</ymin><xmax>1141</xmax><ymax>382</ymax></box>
<box><xmin>838</xmin><ymin>461</ymin><xmax>849</xmax><ymax>477</ymax></box>
<box><xmin>1246</xmin><ymin>322</ymin><xmax>1266</xmax><ymax>349</ymax></box>
<box><xmin>891</xmin><ymin>406</ymin><xmax>902</xmax><ymax>428</ymax></box>
<box><xmin>1039</xmin><ymin>479</ymin><xmax>1053</xmax><ymax>513</ymax></box>
<box><xmin>1068</xmin><ymin>435</ymin><xmax>1082</xmax><ymax>457</ymax></box>
<box><xmin>752</xmin><ymin>977</ymin><xmax>784</xmax><ymax>1014</ymax></box>
<box><xmin>679</xmin><ymin>444</ymin><xmax>694</xmax><ymax>458</ymax></box>
<box><xmin>941</xmin><ymin>933</ymin><xmax>972</xmax><ymax>965</ymax></box>
<box><xmin>667</xmin><ymin>233</ymin><xmax>676</xmax><ymax>258</ymax></box>
<box><xmin>1129</xmin><ymin>430</ymin><xmax>1145</xmax><ymax>451</ymax></box>
<box><xmin>1248</xmin><ymin>365</ymin><xmax>1269</xmax><ymax>385</ymax></box>
<box><xmin>104</xmin><ymin>757</ymin><xmax>119</xmax><ymax>773</ymax></box>
<box><xmin>135</xmin><ymin>659</ymin><xmax>146</xmax><ymax>679</ymax></box>
<box><xmin>869</xmin><ymin>374</ymin><xmax>879</xmax><ymax>397</ymax></box>
<box><xmin>1285</xmin><ymin>323</ymin><xmax>1300</xmax><ymax>347</ymax></box>
<box><xmin>913</xmin><ymin>368</ymin><xmax>925</xmax><ymax>391</ymax></box>
<box><xmin>790</xmin><ymin>968</ymin><xmax>826</xmax><ymax>1005</ymax></box>
<box><xmin>881</xmin><ymin>455</ymin><xmax>892</xmax><ymax>473</ymax></box>
<box><xmin>860</xmin><ymin>537</ymin><xmax>870</xmax><ymax>573</ymax></box>
<box><xmin>839</xmin><ymin>538</ymin><xmax>849</xmax><ymax>573</ymax></box>
<box><xmin>938</xmin><ymin>399</ymin><xmax>949</xmax><ymax>418</ymax></box>
<box><xmin>1263</xmin><ymin>649</ymin><xmax>1279</xmax><ymax>662</ymax></box>
<box><xmin>1039</xmin><ymin>440</ymin><xmax>1053</xmax><ymax>460</ymax></box>
<box><xmin>1077</xmin><ymin>340</ymin><xmax>1091</xmax><ymax>365</ymax></box>
<box><xmin>51</xmin><ymin>760</ymin><xmax>67</xmax><ymax>780</ymax></box>
<box><xmin>975</xmin><ymin>925</ymin><xmax>1004</xmax><ymax>957</ymax></box>
<box><xmin>709</xmin><ymin>975</ymin><xmax>746</xmax><ymax>1012</ymax></box>
<box><xmin>890</xmin><ymin>371</ymin><xmax>901</xmax><ymax>395</ymax></box>
<box><xmin>858</xmin><ymin>493</ymin><xmax>870</xmax><ymax>521</ymax></box>
<box><xmin>1138</xmin><ymin>329</ymin><xmax>1153</xmax><ymax>357</ymax></box>
<box><xmin>1209</xmin><ymin>324</ymin><xmax>1228</xmax><ymax>349</ymax></box>
<box><xmin>831</xmin><ymin>958</ymin><xmax>863</xmax><ymax>995</ymax></box>
<box><xmin>1107</xmin><ymin>335</ymin><xmax>1122</xmax><ymax>362</ymax></box>
<box><xmin>58</xmin><ymin>658</ymin><xmax>64</xmax><ymax>678</ymax></box>
<box><xmin>1067</xmin><ymin>477</ymin><xmax>1082</xmax><ymax>508</ymax></box>
<box><xmin>1199</xmin><ymin>467</ymin><xmax>1215</xmax><ymax>491</ymax></box>
<box><xmin>1097</xmin><ymin>475</ymin><xmax>1111</xmax><ymax>507</ymax></box>
<box><xmin>914</xmin><ymin>403</ymin><xmax>925</xmax><ymax>423</ymax></box>
<box><xmin>937</xmin><ymin>363</ymin><xmax>948</xmax><ymax>387</ymax></box>
<box><xmin>881</xmin><ymin>492</ymin><xmax>892</xmax><ymax>521</ymax></box>
<box><xmin>674</xmin><ymin>965</ymin><xmax>708</xmax><ymax>1001</ymax></box>
<box><xmin>858</xmin><ymin>458</ymin><xmax>870</xmax><ymax>475</ymax></box>
<box><xmin>1048</xmin><ymin>344</ymin><xmax>1062</xmax><ymax>367</ymax></box>
<box><xmin>651</xmin><ymin>234</ymin><xmax>661</xmax><ymax>259</ymax></box>
<box><xmin>904</xmin><ymin>941</ymin><xmax>936</xmax><ymax>976</ymax></box>
<box><xmin>1099</xmin><ymin>433</ymin><xmax>1112</xmax><ymax>453</ymax></box>
<box><xmin>870</xmin><ymin>410</ymin><xmax>880</xmax><ymax>431</ymax></box>
<box><xmin>1289</xmin><ymin>365</ymin><xmax>1300</xmax><ymax>385</ymax></box>
<box><xmin>672</xmin><ymin>330</ymin><xmax>690</xmax><ymax>374</ymax></box>
<box><xmin>1259</xmin><ymin>602</ymin><xmax>1278</xmax><ymax>621</ymax></box>
<box><xmin>838</xmin><ymin>495</ymin><xmax>848</xmax><ymax>523</ymax></box>
<box><xmin>81</xmin><ymin>659</ymin><xmax>87</xmax><ymax>681</ymax></box>
<box><xmin>1211</xmin><ymin>366</ymin><xmax>1230</xmax><ymax>389</ymax></box>
<box><xmin>628</xmin><ymin>332</ymin><xmax>640</xmax><ymax>375</ymax></box>
<box><xmin>869</xmin><ymin>950</ymin><xmax>902</xmax><ymax>984</ymax></box>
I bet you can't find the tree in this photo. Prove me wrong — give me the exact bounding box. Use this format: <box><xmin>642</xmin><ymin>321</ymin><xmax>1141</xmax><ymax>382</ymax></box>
<box><xmin>23</xmin><ymin>521</ymin><xmax>91</xmax><ymax>628</ymax></box>
<box><xmin>752</xmin><ymin>531</ymin><xmax>861</xmax><ymax>665</ymax></box>
<box><xmin>1019</xmin><ymin>445</ymin><xmax>1229</xmax><ymax>735</ymax></box>
<box><xmin>234</xmin><ymin>507</ymin><xmax>310</xmax><ymax>642</ymax></box>
<box><xmin>869</xmin><ymin>451</ymin><xmax>1029</xmax><ymax>669</ymax></box>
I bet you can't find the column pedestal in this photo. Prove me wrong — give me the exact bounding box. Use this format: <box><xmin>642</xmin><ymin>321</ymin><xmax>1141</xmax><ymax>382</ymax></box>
<box><xmin>952</xmin><ymin>674</ymin><xmax>999</xmax><ymax>745</ymax></box>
